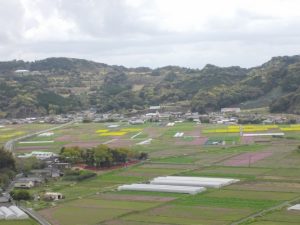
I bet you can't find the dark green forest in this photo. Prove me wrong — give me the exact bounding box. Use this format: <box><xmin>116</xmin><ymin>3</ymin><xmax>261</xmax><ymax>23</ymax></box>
<box><xmin>0</xmin><ymin>56</ymin><xmax>299</xmax><ymax>118</ymax></box>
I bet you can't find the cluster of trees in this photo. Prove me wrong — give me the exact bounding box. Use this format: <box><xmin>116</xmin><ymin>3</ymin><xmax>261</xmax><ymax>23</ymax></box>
<box><xmin>15</xmin><ymin>157</ymin><xmax>46</xmax><ymax>176</ymax></box>
<box><xmin>59</xmin><ymin>145</ymin><xmax>147</xmax><ymax>168</ymax></box>
<box><xmin>10</xmin><ymin>189</ymin><xmax>32</xmax><ymax>201</ymax></box>
<box><xmin>0</xmin><ymin>147</ymin><xmax>16</xmax><ymax>189</ymax></box>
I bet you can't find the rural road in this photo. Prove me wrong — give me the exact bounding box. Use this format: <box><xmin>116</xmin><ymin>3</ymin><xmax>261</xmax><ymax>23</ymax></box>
<box><xmin>4</xmin><ymin>121</ymin><xmax>75</xmax><ymax>152</ymax></box>
<box><xmin>3</xmin><ymin>121</ymin><xmax>75</xmax><ymax>225</ymax></box>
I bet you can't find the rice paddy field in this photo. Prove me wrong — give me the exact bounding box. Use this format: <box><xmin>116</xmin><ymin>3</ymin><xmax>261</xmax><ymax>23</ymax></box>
<box><xmin>2</xmin><ymin>121</ymin><xmax>300</xmax><ymax>225</ymax></box>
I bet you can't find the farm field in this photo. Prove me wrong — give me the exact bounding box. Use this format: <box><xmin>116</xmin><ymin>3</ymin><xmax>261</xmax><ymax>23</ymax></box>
<box><xmin>0</xmin><ymin>219</ymin><xmax>39</xmax><ymax>225</ymax></box>
<box><xmin>3</xmin><ymin>122</ymin><xmax>300</xmax><ymax>224</ymax></box>
<box><xmin>0</xmin><ymin>123</ymin><xmax>56</xmax><ymax>147</ymax></box>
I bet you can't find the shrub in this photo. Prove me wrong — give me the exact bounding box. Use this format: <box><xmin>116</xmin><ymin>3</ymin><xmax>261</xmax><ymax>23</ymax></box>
<box><xmin>63</xmin><ymin>169</ymin><xmax>96</xmax><ymax>181</ymax></box>
<box><xmin>10</xmin><ymin>190</ymin><xmax>32</xmax><ymax>201</ymax></box>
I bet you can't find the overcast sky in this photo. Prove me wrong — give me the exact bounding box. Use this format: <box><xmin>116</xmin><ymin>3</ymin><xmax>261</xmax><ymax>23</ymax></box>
<box><xmin>1</xmin><ymin>0</ymin><xmax>300</xmax><ymax>68</ymax></box>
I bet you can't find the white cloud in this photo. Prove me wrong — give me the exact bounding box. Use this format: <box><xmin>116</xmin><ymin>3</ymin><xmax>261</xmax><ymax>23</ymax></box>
<box><xmin>0</xmin><ymin>0</ymin><xmax>300</xmax><ymax>68</ymax></box>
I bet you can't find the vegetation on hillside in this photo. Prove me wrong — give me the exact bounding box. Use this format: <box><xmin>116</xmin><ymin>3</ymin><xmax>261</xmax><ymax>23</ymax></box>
<box><xmin>0</xmin><ymin>147</ymin><xmax>16</xmax><ymax>188</ymax></box>
<box><xmin>0</xmin><ymin>56</ymin><xmax>299</xmax><ymax>117</ymax></box>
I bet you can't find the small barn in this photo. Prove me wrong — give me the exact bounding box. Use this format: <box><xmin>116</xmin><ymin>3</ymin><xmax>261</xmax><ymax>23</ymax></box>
<box><xmin>44</xmin><ymin>192</ymin><xmax>64</xmax><ymax>201</ymax></box>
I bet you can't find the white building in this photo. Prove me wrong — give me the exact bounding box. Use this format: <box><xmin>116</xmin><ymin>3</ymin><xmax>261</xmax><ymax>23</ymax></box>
<box><xmin>14</xmin><ymin>180</ymin><xmax>35</xmax><ymax>189</ymax></box>
<box><xmin>38</xmin><ymin>132</ymin><xmax>54</xmax><ymax>137</ymax></box>
<box><xmin>221</xmin><ymin>108</ymin><xmax>241</xmax><ymax>113</ymax></box>
<box><xmin>44</xmin><ymin>192</ymin><xmax>64</xmax><ymax>201</ymax></box>
<box><xmin>18</xmin><ymin>151</ymin><xmax>58</xmax><ymax>160</ymax></box>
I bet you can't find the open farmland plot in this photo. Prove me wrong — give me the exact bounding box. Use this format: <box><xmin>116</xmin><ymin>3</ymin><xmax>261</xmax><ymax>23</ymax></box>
<box><xmin>122</xmin><ymin>205</ymin><xmax>253</xmax><ymax>225</ymax></box>
<box><xmin>119</xmin><ymin>164</ymin><xmax>189</xmax><ymax>177</ymax></box>
<box><xmin>13</xmin><ymin>122</ymin><xmax>298</xmax><ymax>225</ymax></box>
<box><xmin>180</xmin><ymin>166</ymin><xmax>272</xmax><ymax>180</ymax></box>
<box><xmin>227</xmin><ymin>180</ymin><xmax>300</xmax><ymax>193</ymax></box>
<box><xmin>253</xmin><ymin>148</ymin><xmax>300</xmax><ymax>169</ymax></box>
<box><xmin>249</xmin><ymin>208</ymin><xmax>300</xmax><ymax>225</ymax></box>
<box><xmin>0</xmin><ymin>220</ymin><xmax>39</xmax><ymax>225</ymax></box>
<box><xmin>39</xmin><ymin>194</ymin><xmax>166</xmax><ymax>225</ymax></box>
<box><xmin>0</xmin><ymin>123</ymin><xmax>56</xmax><ymax>146</ymax></box>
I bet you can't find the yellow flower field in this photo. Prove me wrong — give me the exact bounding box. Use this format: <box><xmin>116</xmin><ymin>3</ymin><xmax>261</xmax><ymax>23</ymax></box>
<box><xmin>0</xmin><ymin>131</ymin><xmax>25</xmax><ymax>140</ymax></box>
<box><xmin>203</xmin><ymin>125</ymin><xmax>280</xmax><ymax>134</ymax></box>
<box><xmin>96</xmin><ymin>129</ymin><xmax>109</xmax><ymax>133</ymax></box>
<box><xmin>99</xmin><ymin>131</ymin><xmax>127</xmax><ymax>136</ymax></box>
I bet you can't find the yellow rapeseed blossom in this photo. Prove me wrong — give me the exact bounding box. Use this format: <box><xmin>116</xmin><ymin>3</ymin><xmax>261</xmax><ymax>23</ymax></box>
<box><xmin>96</xmin><ymin>129</ymin><xmax>109</xmax><ymax>133</ymax></box>
<box><xmin>99</xmin><ymin>131</ymin><xmax>127</xmax><ymax>136</ymax></box>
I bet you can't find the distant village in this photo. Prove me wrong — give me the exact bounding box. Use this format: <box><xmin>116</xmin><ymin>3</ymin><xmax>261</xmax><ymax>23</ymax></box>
<box><xmin>0</xmin><ymin>106</ymin><xmax>299</xmax><ymax>126</ymax></box>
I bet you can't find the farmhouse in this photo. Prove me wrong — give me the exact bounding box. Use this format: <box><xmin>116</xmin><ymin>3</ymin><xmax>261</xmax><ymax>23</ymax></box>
<box><xmin>14</xmin><ymin>177</ymin><xmax>43</xmax><ymax>189</ymax></box>
<box><xmin>44</xmin><ymin>192</ymin><xmax>64</xmax><ymax>201</ymax></box>
<box><xmin>14</xmin><ymin>180</ymin><xmax>34</xmax><ymax>189</ymax></box>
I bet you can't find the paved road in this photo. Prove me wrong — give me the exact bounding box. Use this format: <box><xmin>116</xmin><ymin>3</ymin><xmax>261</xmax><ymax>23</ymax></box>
<box><xmin>4</xmin><ymin>121</ymin><xmax>74</xmax><ymax>152</ymax></box>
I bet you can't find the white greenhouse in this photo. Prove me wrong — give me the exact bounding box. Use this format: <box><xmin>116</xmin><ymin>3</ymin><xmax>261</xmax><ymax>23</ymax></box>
<box><xmin>118</xmin><ymin>184</ymin><xmax>206</xmax><ymax>195</ymax></box>
<box><xmin>288</xmin><ymin>204</ymin><xmax>300</xmax><ymax>211</ymax></box>
<box><xmin>0</xmin><ymin>210</ymin><xmax>4</xmax><ymax>220</ymax></box>
<box><xmin>0</xmin><ymin>207</ymin><xmax>17</xmax><ymax>220</ymax></box>
<box><xmin>158</xmin><ymin>176</ymin><xmax>239</xmax><ymax>183</ymax></box>
<box><xmin>150</xmin><ymin>179</ymin><xmax>225</xmax><ymax>188</ymax></box>
<box><xmin>9</xmin><ymin>206</ymin><xmax>29</xmax><ymax>219</ymax></box>
<box><xmin>151</xmin><ymin>176</ymin><xmax>239</xmax><ymax>188</ymax></box>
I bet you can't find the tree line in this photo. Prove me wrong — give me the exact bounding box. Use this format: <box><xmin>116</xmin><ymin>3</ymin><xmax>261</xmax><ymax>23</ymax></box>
<box><xmin>59</xmin><ymin>144</ymin><xmax>148</xmax><ymax>168</ymax></box>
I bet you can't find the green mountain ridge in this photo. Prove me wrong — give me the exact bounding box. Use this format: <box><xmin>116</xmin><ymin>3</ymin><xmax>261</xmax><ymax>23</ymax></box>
<box><xmin>0</xmin><ymin>55</ymin><xmax>299</xmax><ymax>118</ymax></box>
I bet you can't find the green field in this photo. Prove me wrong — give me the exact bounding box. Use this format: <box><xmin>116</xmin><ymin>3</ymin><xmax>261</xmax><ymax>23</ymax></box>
<box><xmin>3</xmin><ymin>122</ymin><xmax>300</xmax><ymax>225</ymax></box>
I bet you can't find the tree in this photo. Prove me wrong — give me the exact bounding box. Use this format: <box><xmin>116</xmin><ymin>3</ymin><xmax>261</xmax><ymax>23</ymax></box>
<box><xmin>60</xmin><ymin>146</ymin><xmax>83</xmax><ymax>164</ymax></box>
<box><xmin>0</xmin><ymin>147</ymin><xmax>15</xmax><ymax>170</ymax></box>
<box><xmin>10</xmin><ymin>190</ymin><xmax>32</xmax><ymax>201</ymax></box>
<box><xmin>93</xmin><ymin>145</ymin><xmax>112</xmax><ymax>167</ymax></box>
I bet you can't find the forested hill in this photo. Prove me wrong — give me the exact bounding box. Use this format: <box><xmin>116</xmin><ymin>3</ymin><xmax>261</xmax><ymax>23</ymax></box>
<box><xmin>0</xmin><ymin>56</ymin><xmax>299</xmax><ymax>118</ymax></box>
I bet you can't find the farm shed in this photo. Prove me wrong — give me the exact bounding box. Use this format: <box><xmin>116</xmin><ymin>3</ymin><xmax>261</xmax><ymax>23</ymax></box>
<box><xmin>288</xmin><ymin>204</ymin><xmax>300</xmax><ymax>211</ymax></box>
<box><xmin>118</xmin><ymin>184</ymin><xmax>206</xmax><ymax>195</ymax></box>
<box><xmin>0</xmin><ymin>206</ymin><xmax>17</xmax><ymax>220</ymax></box>
<box><xmin>9</xmin><ymin>206</ymin><xmax>28</xmax><ymax>219</ymax></box>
